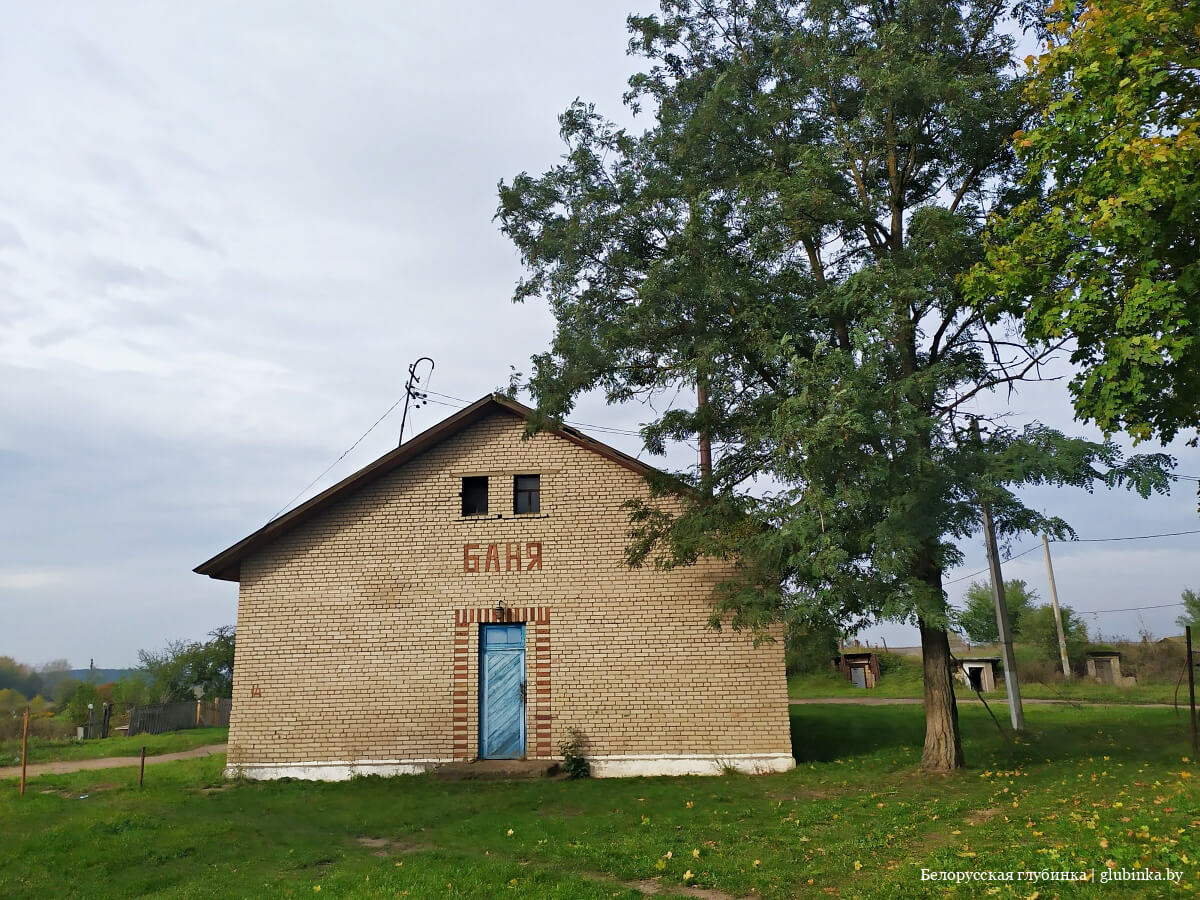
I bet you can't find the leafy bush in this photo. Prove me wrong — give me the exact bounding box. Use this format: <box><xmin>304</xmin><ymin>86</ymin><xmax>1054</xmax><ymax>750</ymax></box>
<box><xmin>876</xmin><ymin>652</ymin><xmax>911</xmax><ymax>676</ymax></box>
<box><xmin>139</xmin><ymin>626</ymin><xmax>235</xmax><ymax>701</ymax></box>
<box><xmin>558</xmin><ymin>728</ymin><xmax>590</xmax><ymax>779</ymax></box>
<box><xmin>784</xmin><ymin>622</ymin><xmax>840</xmax><ymax>675</ymax></box>
<box><xmin>1024</xmin><ymin>604</ymin><xmax>1089</xmax><ymax>668</ymax></box>
<box><xmin>0</xmin><ymin>688</ymin><xmax>27</xmax><ymax>716</ymax></box>
<box><xmin>0</xmin><ymin>711</ymin><xmax>74</xmax><ymax>744</ymax></box>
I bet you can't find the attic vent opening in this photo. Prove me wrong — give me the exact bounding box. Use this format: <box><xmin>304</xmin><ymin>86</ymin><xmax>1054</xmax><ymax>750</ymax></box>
<box><xmin>461</xmin><ymin>476</ymin><xmax>488</xmax><ymax>516</ymax></box>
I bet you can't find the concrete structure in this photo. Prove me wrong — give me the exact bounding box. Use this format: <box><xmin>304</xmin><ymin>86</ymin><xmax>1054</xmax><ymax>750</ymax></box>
<box><xmin>195</xmin><ymin>395</ymin><xmax>794</xmax><ymax>780</ymax></box>
<box><xmin>953</xmin><ymin>657</ymin><xmax>1001</xmax><ymax>692</ymax></box>
<box><xmin>1085</xmin><ymin>651</ymin><xmax>1137</xmax><ymax>687</ymax></box>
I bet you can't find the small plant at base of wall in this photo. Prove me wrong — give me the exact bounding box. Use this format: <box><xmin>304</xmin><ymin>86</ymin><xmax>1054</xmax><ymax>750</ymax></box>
<box><xmin>558</xmin><ymin>728</ymin><xmax>590</xmax><ymax>779</ymax></box>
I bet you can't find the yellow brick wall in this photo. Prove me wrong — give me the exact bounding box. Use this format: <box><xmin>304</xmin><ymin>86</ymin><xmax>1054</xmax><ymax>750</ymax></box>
<box><xmin>227</xmin><ymin>409</ymin><xmax>792</xmax><ymax>770</ymax></box>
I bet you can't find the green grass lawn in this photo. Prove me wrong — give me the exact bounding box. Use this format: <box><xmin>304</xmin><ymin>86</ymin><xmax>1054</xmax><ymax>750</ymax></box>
<box><xmin>1</xmin><ymin>708</ymin><xmax>1195</xmax><ymax>898</ymax></box>
<box><xmin>788</xmin><ymin>666</ymin><xmax>928</xmax><ymax>699</ymax></box>
<box><xmin>0</xmin><ymin>726</ymin><xmax>228</xmax><ymax>767</ymax></box>
<box><xmin>789</xmin><ymin>664</ymin><xmax>1185</xmax><ymax>704</ymax></box>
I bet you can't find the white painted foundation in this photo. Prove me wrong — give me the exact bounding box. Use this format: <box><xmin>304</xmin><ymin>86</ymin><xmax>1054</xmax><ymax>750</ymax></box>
<box><xmin>227</xmin><ymin>752</ymin><xmax>796</xmax><ymax>781</ymax></box>
<box><xmin>226</xmin><ymin>759</ymin><xmax>451</xmax><ymax>781</ymax></box>
<box><xmin>588</xmin><ymin>753</ymin><xmax>795</xmax><ymax>777</ymax></box>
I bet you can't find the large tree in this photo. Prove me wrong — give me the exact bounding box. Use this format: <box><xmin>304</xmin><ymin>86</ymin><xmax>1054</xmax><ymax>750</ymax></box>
<box><xmin>968</xmin><ymin>0</ymin><xmax>1200</xmax><ymax>446</ymax></box>
<box><xmin>137</xmin><ymin>626</ymin><xmax>235</xmax><ymax>703</ymax></box>
<box><xmin>956</xmin><ymin>578</ymin><xmax>1038</xmax><ymax>644</ymax></box>
<box><xmin>498</xmin><ymin>0</ymin><xmax>1171</xmax><ymax>771</ymax></box>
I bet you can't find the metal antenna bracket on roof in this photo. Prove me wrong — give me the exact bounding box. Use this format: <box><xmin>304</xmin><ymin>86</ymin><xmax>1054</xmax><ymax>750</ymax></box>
<box><xmin>399</xmin><ymin>357</ymin><xmax>435</xmax><ymax>445</ymax></box>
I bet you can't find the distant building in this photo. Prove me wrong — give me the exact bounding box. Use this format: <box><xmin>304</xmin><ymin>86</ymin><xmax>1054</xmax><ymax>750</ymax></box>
<box><xmin>1085</xmin><ymin>650</ymin><xmax>1137</xmax><ymax>687</ymax></box>
<box><xmin>833</xmin><ymin>650</ymin><xmax>880</xmax><ymax>688</ymax></box>
<box><xmin>195</xmin><ymin>395</ymin><xmax>794</xmax><ymax>780</ymax></box>
<box><xmin>953</xmin><ymin>657</ymin><xmax>1001</xmax><ymax>692</ymax></box>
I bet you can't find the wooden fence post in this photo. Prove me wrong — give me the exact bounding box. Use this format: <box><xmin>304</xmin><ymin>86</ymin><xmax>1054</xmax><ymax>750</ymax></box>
<box><xmin>19</xmin><ymin>706</ymin><xmax>29</xmax><ymax>796</ymax></box>
<box><xmin>139</xmin><ymin>746</ymin><xmax>146</xmax><ymax>787</ymax></box>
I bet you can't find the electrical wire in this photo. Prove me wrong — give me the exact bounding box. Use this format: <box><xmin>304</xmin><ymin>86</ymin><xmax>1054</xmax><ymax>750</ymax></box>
<box><xmin>272</xmin><ymin>391</ymin><xmax>1200</xmax><ymax>544</ymax></box>
<box><xmin>1068</xmin><ymin>528</ymin><xmax>1200</xmax><ymax>542</ymax></box>
<box><xmin>1076</xmin><ymin>601</ymin><xmax>1185</xmax><ymax>615</ymax></box>
<box><xmin>268</xmin><ymin>389</ymin><xmax>646</xmax><ymax>521</ymax></box>
<box><xmin>266</xmin><ymin>395</ymin><xmax>407</xmax><ymax>523</ymax></box>
<box><xmin>945</xmin><ymin>528</ymin><xmax>1199</xmax><ymax>586</ymax></box>
<box><xmin>944</xmin><ymin>544</ymin><xmax>1040</xmax><ymax>586</ymax></box>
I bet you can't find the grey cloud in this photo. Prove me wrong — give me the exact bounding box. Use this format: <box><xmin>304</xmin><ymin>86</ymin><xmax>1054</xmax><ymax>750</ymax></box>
<box><xmin>76</xmin><ymin>256</ymin><xmax>171</xmax><ymax>290</ymax></box>
<box><xmin>0</xmin><ymin>220</ymin><xmax>25</xmax><ymax>250</ymax></box>
<box><xmin>29</xmin><ymin>324</ymin><xmax>87</xmax><ymax>348</ymax></box>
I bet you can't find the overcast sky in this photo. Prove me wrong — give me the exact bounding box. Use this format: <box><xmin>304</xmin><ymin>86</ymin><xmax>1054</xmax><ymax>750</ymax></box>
<box><xmin>2</xmin><ymin>2</ymin><xmax>1197</xmax><ymax>669</ymax></box>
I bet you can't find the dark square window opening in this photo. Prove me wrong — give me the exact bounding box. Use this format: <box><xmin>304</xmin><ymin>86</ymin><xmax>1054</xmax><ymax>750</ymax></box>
<box><xmin>513</xmin><ymin>474</ymin><xmax>540</xmax><ymax>514</ymax></box>
<box><xmin>461</xmin><ymin>476</ymin><xmax>488</xmax><ymax>516</ymax></box>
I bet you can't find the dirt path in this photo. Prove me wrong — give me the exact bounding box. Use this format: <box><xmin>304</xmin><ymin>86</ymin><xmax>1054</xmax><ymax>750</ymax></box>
<box><xmin>790</xmin><ymin>697</ymin><xmax>1177</xmax><ymax>708</ymax></box>
<box><xmin>0</xmin><ymin>743</ymin><xmax>227</xmax><ymax>780</ymax></box>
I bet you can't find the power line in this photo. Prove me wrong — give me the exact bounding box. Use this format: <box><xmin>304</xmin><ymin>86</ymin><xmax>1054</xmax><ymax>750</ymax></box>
<box><xmin>273</xmin><ymin>391</ymin><xmax>1200</xmax><ymax>541</ymax></box>
<box><xmin>1067</xmin><ymin>528</ymin><xmax>1200</xmax><ymax>542</ymax></box>
<box><xmin>267</xmin><ymin>395</ymin><xmax>407</xmax><ymax>523</ymax></box>
<box><xmin>944</xmin><ymin>528</ymin><xmax>1200</xmax><ymax>586</ymax></box>
<box><xmin>944</xmin><ymin>543</ymin><xmax>1040</xmax><ymax>586</ymax></box>
<box><xmin>1076</xmin><ymin>601</ymin><xmax>1185</xmax><ymax>615</ymax></box>
<box><xmin>270</xmin><ymin>389</ymin><xmax>648</xmax><ymax>522</ymax></box>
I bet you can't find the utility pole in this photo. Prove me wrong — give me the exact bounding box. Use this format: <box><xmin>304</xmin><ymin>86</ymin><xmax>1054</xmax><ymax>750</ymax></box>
<box><xmin>973</xmin><ymin>419</ymin><xmax>1025</xmax><ymax>732</ymax></box>
<box><xmin>398</xmin><ymin>357</ymin><xmax>434</xmax><ymax>446</ymax></box>
<box><xmin>1041</xmin><ymin>534</ymin><xmax>1072</xmax><ymax>679</ymax></box>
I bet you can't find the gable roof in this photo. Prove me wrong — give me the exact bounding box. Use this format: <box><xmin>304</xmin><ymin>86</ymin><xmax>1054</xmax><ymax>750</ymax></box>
<box><xmin>194</xmin><ymin>394</ymin><xmax>658</xmax><ymax>582</ymax></box>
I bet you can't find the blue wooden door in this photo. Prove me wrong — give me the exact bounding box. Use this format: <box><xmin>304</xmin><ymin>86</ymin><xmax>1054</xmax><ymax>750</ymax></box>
<box><xmin>480</xmin><ymin>624</ymin><xmax>526</xmax><ymax>758</ymax></box>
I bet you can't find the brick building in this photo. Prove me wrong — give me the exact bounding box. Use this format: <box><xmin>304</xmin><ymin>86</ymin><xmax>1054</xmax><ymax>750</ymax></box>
<box><xmin>195</xmin><ymin>394</ymin><xmax>793</xmax><ymax>780</ymax></box>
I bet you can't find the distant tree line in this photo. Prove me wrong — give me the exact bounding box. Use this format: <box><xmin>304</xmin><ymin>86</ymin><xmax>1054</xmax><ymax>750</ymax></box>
<box><xmin>0</xmin><ymin>626</ymin><xmax>234</xmax><ymax>726</ymax></box>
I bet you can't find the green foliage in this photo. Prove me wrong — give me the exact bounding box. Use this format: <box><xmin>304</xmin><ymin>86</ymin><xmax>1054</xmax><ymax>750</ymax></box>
<box><xmin>955</xmin><ymin>578</ymin><xmax>1039</xmax><ymax>644</ymax></box>
<box><xmin>1176</xmin><ymin>587</ymin><xmax>1200</xmax><ymax>630</ymax></box>
<box><xmin>557</xmin><ymin>728</ymin><xmax>591</xmax><ymax>780</ymax></box>
<box><xmin>498</xmin><ymin>0</ymin><xmax>1173</xmax><ymax>770</ymax></box>
<box><xmin>52</xmin><ymin>675</ymin><xmax>80</xmax><ymax>705</ymax></box>
<box><xmin>1023</xmin><ymin>603</ymin><xmax>1089</xmax><ymax>668</ymax></box>
<box><xmin>112</xmin><ymin>673</ymin><xmax>153</xmax><ymax>712</ymax></box>
<box><xmin>968</xmin><ymin>0</ymin><xmax>1200</xmax><ymax>446</ymax></box>
<box><xmin>784</xmin><ymin>622</ymin><xmax>840</xmax><ymax>675</ymax></box>
<box><xmin>0</xmin><ymin>688</ymin><xmax>26</xmax><ymax>716</ymax></box>
<box><xmin>0</xmin><ymin>657</ymin><xmax>43</xmax><ymax>700</ymax></box>
<box><xmin>61</xmin><ymin>682</ymin><xmax>101</xmax><ymax>726</ymax></box>
<box><xmin>874</xmin><ymin>652</ymin><xmax>911</xmax><ymax>677</ymax></box>
<box><xmin>137</xmin><ymin>626</ymin><xmax>235</xmax><ymax>702</ymax></box>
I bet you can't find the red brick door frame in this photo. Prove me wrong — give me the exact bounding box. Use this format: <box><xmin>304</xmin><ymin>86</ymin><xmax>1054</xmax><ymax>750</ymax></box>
<box><xmin>452</xmin><ymin>606</ymin><xmax>550</xmax><ymax>760</ymax></box>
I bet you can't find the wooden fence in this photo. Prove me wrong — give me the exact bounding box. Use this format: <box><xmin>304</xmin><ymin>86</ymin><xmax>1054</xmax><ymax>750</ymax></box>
<box><xmin>127</xmin><ymin>698</ymin><xmax>231</xmax><ymax>736</ymax></box>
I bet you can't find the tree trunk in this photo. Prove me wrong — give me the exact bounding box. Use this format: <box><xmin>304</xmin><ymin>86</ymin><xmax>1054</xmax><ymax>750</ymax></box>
<box><xmin>918</xmin><ymin>617</ymin><xmax>965</xmax><ymax>773</ymax></box>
